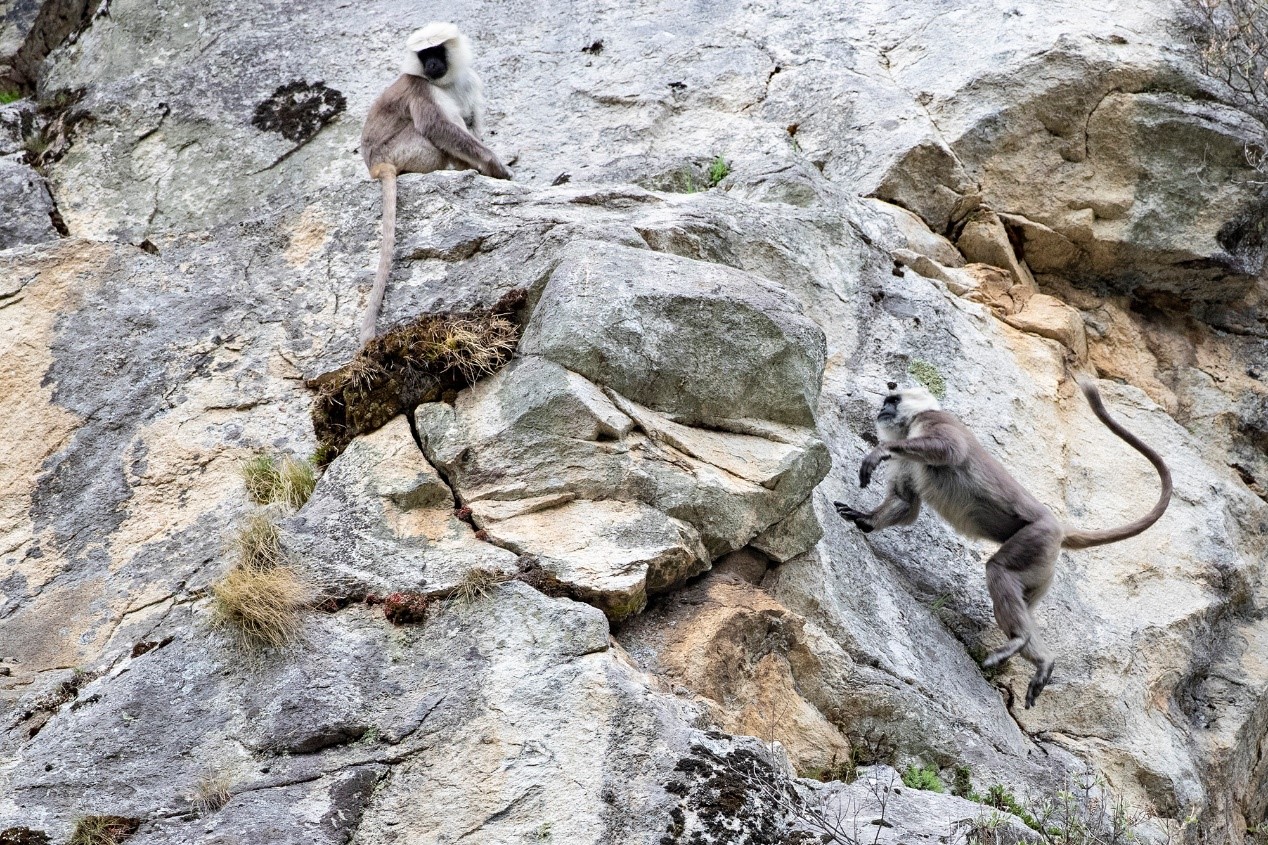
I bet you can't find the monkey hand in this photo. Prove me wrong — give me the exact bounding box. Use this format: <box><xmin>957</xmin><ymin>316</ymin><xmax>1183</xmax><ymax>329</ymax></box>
<box><xmin>484</xmin><ymin>159</ymin><xmax>512</xmax><ymax>180</ymax></box>
<box><xmin>858</xmin><ymin>447</ymin><xmax>891</xmax><ymax>488</ymax></box>
<box><xmin>833</xmin><ymin>502</ymin><xmax>875</xmax><ymax>533</ymax></box>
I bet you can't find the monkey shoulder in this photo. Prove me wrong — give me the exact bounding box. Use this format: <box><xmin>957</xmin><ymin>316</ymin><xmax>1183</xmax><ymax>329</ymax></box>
<box><xmin>910</xmin><ymin>413</ymin><xmax>972</xmax><ymax>452</ymax></box>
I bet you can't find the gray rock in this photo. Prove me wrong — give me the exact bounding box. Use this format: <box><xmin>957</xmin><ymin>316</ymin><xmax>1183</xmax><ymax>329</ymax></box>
<box><xmin>283</xmin><ymin>415</ymin><xmax>518</xmax><ymax>599</ymax></box>
<box><xmin>4</xmin><ymin>0</ymin><xmax>1268</xmax><ymax>840</ymax></box>
<box><xmin>416</xmin><ymin>353</ymin><xmax>828</xmax><ymax>619</ymax></box>
<box><xmin>519</xmin><ymin>239</ymin><xmax>828</xmax><ymax>428</ymax></box>
<box><xmin>0</xmin><ymin>156</ymin><xmax>57</xmax><ymax>247</ymax></box>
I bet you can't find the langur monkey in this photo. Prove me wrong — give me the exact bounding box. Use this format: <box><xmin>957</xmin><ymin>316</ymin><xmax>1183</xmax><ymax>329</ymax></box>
<box><xmin>835</xmin><ymin>379</ymin><xmax>1171</xmax><ymax>708</ymax></box>
<box><xmin>358</xmin><ymin>22</ymin><xmax>511</xmax><ymax>344</ymax></box>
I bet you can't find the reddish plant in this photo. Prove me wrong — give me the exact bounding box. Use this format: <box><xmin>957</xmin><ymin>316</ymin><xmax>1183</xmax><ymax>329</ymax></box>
<box><xmin>381</xmin><ymin>591</ymin><xmax>429</xmax><ymax>625</ymax></box>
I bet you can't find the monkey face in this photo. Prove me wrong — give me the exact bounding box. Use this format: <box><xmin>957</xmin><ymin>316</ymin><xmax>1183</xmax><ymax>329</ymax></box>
<box><xmin>417</xmin><ymin>44</ymin><xmax>449</xmax><ymax>81</ymax></box>
<box><xmin>877</xmin><ymin>394</ymin><xmax>901</xmax><ymax>424</ymax></box>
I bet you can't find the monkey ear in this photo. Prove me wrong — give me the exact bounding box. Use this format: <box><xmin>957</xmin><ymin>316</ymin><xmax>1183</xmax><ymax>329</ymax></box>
<box><xmin>887</xmin><ymin>381</ymin><xmax>898</xmax><ymax>391</ymax></box>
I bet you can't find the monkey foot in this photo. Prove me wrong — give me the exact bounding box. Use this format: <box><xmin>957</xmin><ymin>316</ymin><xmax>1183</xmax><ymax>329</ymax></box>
<box><xmin>982</xmin><ymin>636</ymin><xmax>1029</xmax><ymax>669</ymax></box>
<box><xmin>1024</xmin><ymin>661</ymin><xmax>1055</xmax><ymax>708</ymax></box>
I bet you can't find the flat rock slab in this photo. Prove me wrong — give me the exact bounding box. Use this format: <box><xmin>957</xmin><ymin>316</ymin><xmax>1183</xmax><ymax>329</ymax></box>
<box><xmin>484</xmin><ymin>498</ymin><xmax>709</xmax><ymax>620</ymax></box>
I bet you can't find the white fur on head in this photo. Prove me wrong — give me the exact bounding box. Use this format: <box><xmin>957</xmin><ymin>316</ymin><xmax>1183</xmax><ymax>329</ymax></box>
<box><xmin>401</xmin><ymin>22</ymin><xmax>474</xmax><ymax>85</ymax></box>
<box><xmin>877</xmin><ymin>386</ymin><xmax>941</xmax><ymax>441</ymax></box>
<box><xmin>898</xmin><ymin>387</ymin><xmax>940</xmax><ymax>416</ymax></box>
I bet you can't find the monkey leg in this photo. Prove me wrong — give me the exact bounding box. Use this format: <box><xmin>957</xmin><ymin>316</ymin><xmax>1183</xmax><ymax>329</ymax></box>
<box><xmin>981</xmin><ymin>520</ymin><xmax>1061</xmax><ymax>672</ymax></box>
<box><xmin>982</xmin><ymin>566</ymin><xmax>1029</xmax><ymax>669</ymax></box>
<box><xmin>1020</xmin><ymin>634</ymin><xmax>1055</xmax><ymax>709</ymax></box>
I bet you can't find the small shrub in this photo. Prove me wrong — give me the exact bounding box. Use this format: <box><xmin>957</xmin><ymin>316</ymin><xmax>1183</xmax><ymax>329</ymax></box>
<box><xmin>908</xmin><ymin>359</ymin><xmax>947</xmax><ymax>399</ymax></box>
<box><xmin>902</xmin><ymin>763</ymin><xmax>945</xmax><ymax>792</ymax></box>
<box><xmin>951</xmin><ymin>765</ymin><xmax>975</xmax><ymax>798</ymax></box>
<box><xmin>800</xmin><ymin>751</ymin><xmax>858</xmax><ymax>785</ymax></box>
<box><xmin>193</xmin><ymin>771</ymin><xmax>232</xmax><ymax>814</ymax></box>
<box><xmin>0</xmin><ymin>90</ymin><xmax>20</xmax><ymax>105</ymax></box>
<box><xmin>980</xmin><ymin>785</ymin><xmax>1043</xmax><ymax>833</ymax></box>
<box><xmin>67</xmin><ymin>817</ymin><xmax>139</xmax><ymax>845</ymax></box>
<box><xmin>1182</xmin><ymin>0</ymin><xmax>1268</xmax><ymax>177</ymax></box>
<box><xmin>382</xmin><ymin>591</ymin><xmax>429</xmax><ymax>625</ymax></box>
<box><xmin>707</xmin><ymin>155</ymin><xmax>731</xmax><ymax>187</ymax></box>
<box><xmin>310</xmin><ymin>442</ymin><xmax>336</xmax><ymax>468</ymax></box>
<box><xmin>450</xmin><ymin>567</ymin><xmax>512</xmax><ymax>605</ymax></box>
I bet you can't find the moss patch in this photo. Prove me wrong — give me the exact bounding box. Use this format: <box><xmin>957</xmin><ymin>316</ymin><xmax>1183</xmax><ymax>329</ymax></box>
<box><xmin>308</xmin><ymin>290</ymin><xmax>525</xmax><ymax>458</ymax></box>
<box><xmin>907</xmin><ymin>359</ymin><xmax>946</xmax><ymax>399</ymax></box>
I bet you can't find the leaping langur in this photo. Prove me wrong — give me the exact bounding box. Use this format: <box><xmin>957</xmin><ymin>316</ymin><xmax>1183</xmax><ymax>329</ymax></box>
<box><xmin>835</xmin><ymin>378</ymin><xmax>1171</xmax><ymax>708</ymax></box>
<box><xmin>358</xmin><ymin>22</ymin><xmax>511</xmax><ymax>344</ymax></box>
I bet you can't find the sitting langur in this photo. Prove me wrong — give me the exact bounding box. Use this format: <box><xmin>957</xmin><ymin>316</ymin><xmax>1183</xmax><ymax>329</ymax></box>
<box><xmin>835</xmin><ymin>379</ymin><xmax>1171</xmax><ymax>708</ymax></box>
<box><xmin>358</xmin><ymin>22</ymin><xmax>511</xmax><ymax>344</ymax></box>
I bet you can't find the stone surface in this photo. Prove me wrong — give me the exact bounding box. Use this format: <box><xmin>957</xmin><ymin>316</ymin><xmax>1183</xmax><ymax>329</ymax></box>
<box><xmin>283</xmin><ymin>415</ymin><xmax>518</xmax><ymax>599</ymax></box>
<box><xmin>3</xmin><ymin>0</ymin><xmax>1268</xmax><ymax>842</ymax></box>
<box><xmin>519</xmin><ymin>239</ymin><xmax>827</xmax><ymax>428</ymax></box>
<box><xmin>865</xmin><ymin>197</ymin><xmax>965</xmax><ymax>268</ymax></box>
<box><xmin>0</xmin><ymin>156</ymin><xmax>57</xmax><ymax>247</ymax></box>
<box><xmin>414</xmin><ymin>344</ymin><xmax>828</xmax><ymax>620</ymax></box>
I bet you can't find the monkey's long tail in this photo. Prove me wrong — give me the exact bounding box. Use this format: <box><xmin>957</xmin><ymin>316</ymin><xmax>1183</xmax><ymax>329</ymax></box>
<box><xmin>1061</xmin><ymin>378</ymin><xmax>1173</xmax><ymax>550</ymax></box>
<box><xmin>359</xmin><ymin>165</ymin><xmax>398</xmax><ymax>346</ymax></box>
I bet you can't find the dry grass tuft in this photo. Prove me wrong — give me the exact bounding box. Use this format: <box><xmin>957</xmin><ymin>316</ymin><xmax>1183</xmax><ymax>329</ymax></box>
<box><xmin>212</xmin><ymin>564</ymin><xmax>310</xmax><ymax>649</ymax></box>
<box><xmin>242</xmin><ymin>454</ymin><xmax>317</xmax><ymax>509</ymax></box>
<box><xmin>277</xmin><ymin>457</ymin><xmax>316</xmax><ymax>509</ymax></box>
<box><xmin>233</xmin><ymin>512</ymin><xmax>289</xmax><ymax>570</ymax></box>
<box><xmin>193</xmin><ymin>771</ymin><xmax>233</xmax><ymax>814</ymax></box>
<box><xmin>68</xmin><ymin>816</ymin><xmax>139</xmax><ymax>845</ymax></box>
<box><xmin>308</xmin><ymin>290</ymin><xmax>526</xmax><ymax>459</ymax></box>
<box><xmin>450</xmin><ymin>567</ymin><xmax>513</xmax><ymax>605</ymax></box>
<box><xmin>241</xmin><ymin>455</ymin><xmax>281</xmax><ymax>504</ymax></box>
<box><xmin>213</xmin><ymin>513</ymin><xmax>311</xmax><ymax>649</ymax></box>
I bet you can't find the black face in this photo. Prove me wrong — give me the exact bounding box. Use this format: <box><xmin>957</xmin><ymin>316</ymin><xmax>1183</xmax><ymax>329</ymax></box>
<box><xmin>878</xmin><ymin>394</ymin><xmax>901</xmax><ymax>422</ymax></box>
<box><xmin>417</xmin><ymin>44</ymin><xmax>448</xmax><ymax>80</ymax></box>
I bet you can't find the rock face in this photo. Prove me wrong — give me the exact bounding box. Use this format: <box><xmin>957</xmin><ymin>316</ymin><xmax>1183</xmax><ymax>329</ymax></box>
<box><xmin>3</xmin><ymin>0</ymin><xmax>1268</xmax><ymax>843</ymax></box>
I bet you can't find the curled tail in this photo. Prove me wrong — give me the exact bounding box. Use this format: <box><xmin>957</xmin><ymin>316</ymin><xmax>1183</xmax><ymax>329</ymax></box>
<box><xmin>1061</xmin><ymin>378</ymin><xmax>1172</xmax><ymax>550</ymax></box>
<box><xmin>360</xmin><ymin>165</ymin><xmax>398</xmax><ymax>345</ymax></box>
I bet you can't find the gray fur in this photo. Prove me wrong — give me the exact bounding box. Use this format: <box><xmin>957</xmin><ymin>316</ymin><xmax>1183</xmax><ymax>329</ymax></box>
<box><xmin>357</xmin><ymin>28</ymin><xmax>511</xmax><ymax>344</ymax></box>
<box><xmin>836</xmin><ymin>381</ymin><xmax>1171</xmax><ymax>708</ymax></box>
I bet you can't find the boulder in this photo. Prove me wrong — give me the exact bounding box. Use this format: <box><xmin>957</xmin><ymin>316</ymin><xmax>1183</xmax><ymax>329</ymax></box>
<box><xmin>519</xmin><ymin>239</ymin><xmax>827</xmax><ymax>428</ymax></box>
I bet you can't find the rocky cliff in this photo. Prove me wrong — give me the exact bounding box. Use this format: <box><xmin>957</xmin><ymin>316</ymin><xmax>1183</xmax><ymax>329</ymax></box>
<box><xmin>2</xmin><ymin>0</ymin><xmax>1267</xmax><ymax>842</ymax></box>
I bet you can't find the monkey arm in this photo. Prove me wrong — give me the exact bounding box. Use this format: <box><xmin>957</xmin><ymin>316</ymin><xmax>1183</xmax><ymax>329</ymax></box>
<box><xmin>412</xmin><ymin>101</ymin><xmax>511</xmax><ymax>179</ymax></box>
<box><xmin>884</xmin><ymin>428</ymin><xmax>970</xmax><ymax>467</ymax></box>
